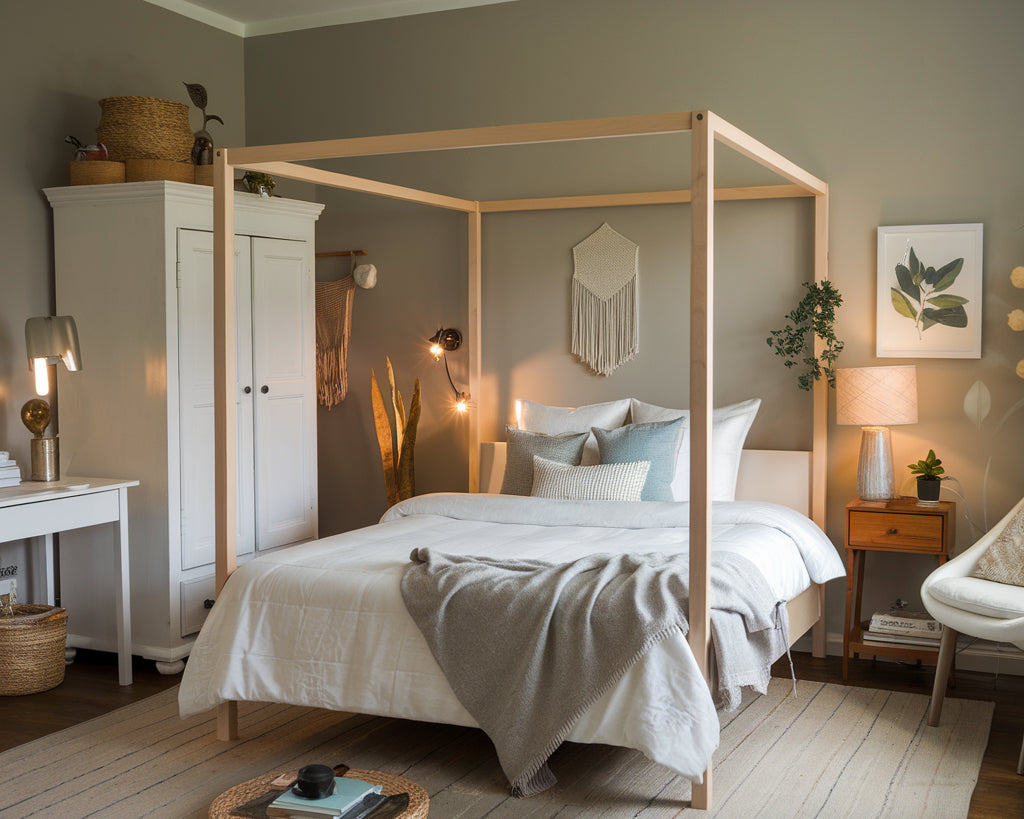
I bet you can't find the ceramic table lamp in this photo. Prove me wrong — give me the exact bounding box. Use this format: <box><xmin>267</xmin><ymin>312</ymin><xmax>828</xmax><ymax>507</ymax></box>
<box><xmin>836</xmin><ymin>366</ymin><xmax>918</xmax><ymax>501</ymax></box>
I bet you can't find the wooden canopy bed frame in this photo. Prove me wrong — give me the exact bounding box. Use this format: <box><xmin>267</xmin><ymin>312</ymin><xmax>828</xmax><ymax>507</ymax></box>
<box><xmin>208</xmin><ymin>110</ymin><xmax>829</xmax><ymax>809</ymax></box>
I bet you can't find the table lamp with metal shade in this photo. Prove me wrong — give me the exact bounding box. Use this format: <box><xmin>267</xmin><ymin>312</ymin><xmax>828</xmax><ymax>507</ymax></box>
<box><xmin>22</xmin><ymin>315</ymin><xmax>83</xmax><ymax>481</ymax></box>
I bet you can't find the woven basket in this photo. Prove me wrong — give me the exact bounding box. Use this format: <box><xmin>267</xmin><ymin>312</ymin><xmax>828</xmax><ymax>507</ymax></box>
<box><xmin>69</xmin><ymin>160</ymin><xmax>126</xmax><ymax>185</ymax></box>
<box><xmin>96</xmin><ymin>96</ymin><xmax>194</xmax><ymax>162</ymax></box>
<box><xmin>125</xmin><ymin>158</ymin><xmax>195</xmax><ymax>183</ymax></box>
<box><xmin>0</xmin><ymin>604</ymin><xmax>67</xmax><ymax>696</ymax></box>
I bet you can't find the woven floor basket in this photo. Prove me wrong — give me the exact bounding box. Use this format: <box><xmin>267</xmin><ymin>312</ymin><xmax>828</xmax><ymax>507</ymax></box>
<box><xmin>96</xmin><ymin>96</ymin><xmax>194</xmax><ymax>162</ymax></box>
<box><xmin>0</xmin><ymin>604</ymin><xmax>67</xmax><ymax>696</ymax></box>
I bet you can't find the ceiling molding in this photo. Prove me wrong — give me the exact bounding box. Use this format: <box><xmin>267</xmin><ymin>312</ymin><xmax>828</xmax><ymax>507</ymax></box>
<box><xmin>143</xmin><ymin>0</ymin><xmax>519</xmax><ymax>37</ymax></box>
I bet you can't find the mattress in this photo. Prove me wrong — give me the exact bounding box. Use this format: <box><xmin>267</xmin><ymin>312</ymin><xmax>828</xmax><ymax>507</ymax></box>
<box><xmin>178</xmin><ymin>493</ymin><xmax>844</xmax><ymax>781</ymax></box>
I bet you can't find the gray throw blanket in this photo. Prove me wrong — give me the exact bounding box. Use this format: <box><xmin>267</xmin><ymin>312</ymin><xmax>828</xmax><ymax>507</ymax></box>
<box><xmin>401</xmin><ymin>548</ymin><xmax>788</xmax><ymax>796</ymax></box>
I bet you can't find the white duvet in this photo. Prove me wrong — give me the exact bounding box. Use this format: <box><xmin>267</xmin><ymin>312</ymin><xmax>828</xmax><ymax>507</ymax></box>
<box><xmin>178</xmin><ymin>494</ymin><xmax>844</xmax><ymax>781</ymax></box>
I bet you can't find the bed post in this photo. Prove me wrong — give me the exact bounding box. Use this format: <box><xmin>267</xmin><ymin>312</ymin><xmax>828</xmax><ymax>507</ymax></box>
<box><xmin>811</xmin><ymin>191</ymin><xmax>830</xmax><ymax>658</ymax></box>
<box><xmin>468</xmin><ymin>207</ymin><xmax>482</xmax><ymax>492</ymax></box>
<box><xmin>213</xmin><ymin>147</ymin><xmax>239</xmax><ymax>741</ymax></box>
<box><xmin>688</xmin><ymin>110</ymin><xmax>714</xmax><ymax>811</ymax></box>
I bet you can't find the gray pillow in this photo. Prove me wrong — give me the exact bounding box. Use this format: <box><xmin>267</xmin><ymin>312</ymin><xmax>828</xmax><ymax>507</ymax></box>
<box><xmin>500</xmin><ymin>425</ymin><xmax>588</xmax><ymax>495</ymax></box>
<box><xmin>592</xmin><ymin>416</ymin><xmax>686</xmax><ymax>501</ymax></box>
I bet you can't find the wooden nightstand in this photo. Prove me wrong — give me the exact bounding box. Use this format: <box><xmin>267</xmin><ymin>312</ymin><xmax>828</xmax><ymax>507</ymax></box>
<box><xmin>843</xmin><ymin>497</ymin><xmax>955</xmax><ymax>680</ymax></box>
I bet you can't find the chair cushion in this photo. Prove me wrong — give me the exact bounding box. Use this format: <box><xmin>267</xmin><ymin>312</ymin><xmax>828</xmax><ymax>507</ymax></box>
<box><xmin>972</xmin><ymin>504</ymin><xmax>1024</xmax><ymax>586</ymax></box>
<box><xmin>929</xmin><ymin>576</ymin><xmax>1024</xmax><ymax>620</ymax></box>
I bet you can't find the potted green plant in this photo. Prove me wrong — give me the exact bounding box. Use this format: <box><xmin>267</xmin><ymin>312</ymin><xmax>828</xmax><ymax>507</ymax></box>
<box><xmin>908</xmin><ymin>449</ymin><xmax>944</xmax><ymax>503</ymax></box>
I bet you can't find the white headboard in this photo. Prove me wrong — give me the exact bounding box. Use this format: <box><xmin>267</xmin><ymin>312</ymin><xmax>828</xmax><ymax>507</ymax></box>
<box><xmin>479</xmin><ymin>442</ymin><xmax>811</xmax><ymax>516</ymax></box>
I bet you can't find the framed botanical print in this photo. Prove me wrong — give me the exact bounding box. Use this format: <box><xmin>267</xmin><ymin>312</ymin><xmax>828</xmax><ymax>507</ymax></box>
<box><xmin>877</xmin><ymin>223</ymin><xmax>983</xmax><ymax>358</ymax></box>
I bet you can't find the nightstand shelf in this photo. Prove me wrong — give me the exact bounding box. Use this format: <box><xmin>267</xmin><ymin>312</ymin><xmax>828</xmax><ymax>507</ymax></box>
<box><xmin>843</xmin><ymin>497</ymin><xmax>955</xmax><ymax>680</ymax></box>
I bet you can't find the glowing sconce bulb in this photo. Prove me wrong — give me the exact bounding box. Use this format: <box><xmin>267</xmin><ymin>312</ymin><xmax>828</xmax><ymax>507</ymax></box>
<box><xmin>455</xmin><ymin>393</ymin><xmax>470</xmax><ymax>413</ymax></box>
<box><xmin>33</xmin><ymin>358</ymin><xmax>50</xmax><ymax>396</ymax></box>
<box><xmin>429</xmin><ymin>342</ymin><xmax>444</xmax><ymax>360</ymax></box>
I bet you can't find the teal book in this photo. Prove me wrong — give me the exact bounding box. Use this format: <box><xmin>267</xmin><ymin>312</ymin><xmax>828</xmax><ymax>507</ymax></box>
<box><xmin>267</xmin><ymin>777</ymin><xmax>382</xmax><ymax>818</ymax></box>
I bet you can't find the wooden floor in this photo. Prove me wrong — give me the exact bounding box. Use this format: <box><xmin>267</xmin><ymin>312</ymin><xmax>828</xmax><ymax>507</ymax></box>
<box><xmin>1</xmin><ymin>650</ymin><xmax>1021</xmax><ymax>816</ymax></box>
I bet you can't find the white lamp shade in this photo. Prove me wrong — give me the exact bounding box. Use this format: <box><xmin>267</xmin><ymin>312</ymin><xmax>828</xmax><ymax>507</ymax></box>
<box><xmin>836</xmin><ymin>366</ymin><xmax>917</xmax><ymax>427</ymax></box>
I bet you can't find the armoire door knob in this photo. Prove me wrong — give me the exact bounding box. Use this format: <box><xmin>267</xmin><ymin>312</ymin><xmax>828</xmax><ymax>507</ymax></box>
<box><xmin>243</xmin><ymin>386</ymin><xmax>252</xmax><ymax>394</ymax></box>
<box><xmin>261</xmin><ymin>385</ymin><xmax>269</xmax><ymax>394</ymax></box>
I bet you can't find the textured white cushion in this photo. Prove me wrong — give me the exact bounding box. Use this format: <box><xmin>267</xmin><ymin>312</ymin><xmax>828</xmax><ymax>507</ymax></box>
<box><xmin>530</xmin><ymin>455</ymin><xmax>650</xmax><ymax>502</ymax></box>
<box><xmin>928</xmin><ymin>576</ymin><xmax>1024</xmax><ymax>620</ymax></box>
<box><xmin>629</xmin><ymin>398</ymin><xmax>761</xmax><ymax>501</ymax></box>
<box><xmin>516</xmin><ymin>398</ymin><xmax>630</xmax><ymax>465</ymax></box>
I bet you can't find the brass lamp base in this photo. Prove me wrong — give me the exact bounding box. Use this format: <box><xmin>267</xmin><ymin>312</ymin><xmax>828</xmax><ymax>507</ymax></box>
<box><xmin>30</xmin><ymin>437</ymin><xmax>59</xmax><ymax>482</ymax></box>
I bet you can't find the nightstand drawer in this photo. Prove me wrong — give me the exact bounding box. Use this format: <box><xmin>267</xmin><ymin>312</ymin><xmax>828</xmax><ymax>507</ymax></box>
<box><xmin>848</xmin><ymin>510</ymin><xmax>944</xmax><ymax>552</ymax></box>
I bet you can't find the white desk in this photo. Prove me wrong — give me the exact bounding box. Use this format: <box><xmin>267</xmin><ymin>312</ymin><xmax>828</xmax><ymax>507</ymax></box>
<box><xmin>0</xmin><ymin>477</ymin><xmax>138</xmax><ymax>685</ymax></box>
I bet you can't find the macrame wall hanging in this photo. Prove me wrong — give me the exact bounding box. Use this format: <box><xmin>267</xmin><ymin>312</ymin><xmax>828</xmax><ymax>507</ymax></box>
<box><xmin>571</xmin><ymin>222</ymin><xmax>639</xmax><ymax>376</ymax></box>
<box><xmin>314</xmin><ymin>251</ymin><xmax>378</xmax><ymax>409</ymax></box>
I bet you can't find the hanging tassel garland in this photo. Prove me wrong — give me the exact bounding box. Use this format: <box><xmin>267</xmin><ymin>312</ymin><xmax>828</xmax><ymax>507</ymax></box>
<box><xmin>315</xmin><ymin>276</ymin><xmax>356</xmax><ymax>408</ymax></box>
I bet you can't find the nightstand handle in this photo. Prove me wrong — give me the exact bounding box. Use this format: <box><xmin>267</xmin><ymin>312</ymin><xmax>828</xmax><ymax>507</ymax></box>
<box><xmin>887</xmin><ymin>527</ymin><xmax>898</xmax><ymax>534</ymax></box>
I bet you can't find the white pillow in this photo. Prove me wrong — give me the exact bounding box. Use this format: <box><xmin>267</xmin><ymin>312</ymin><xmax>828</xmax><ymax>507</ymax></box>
<box><xmin>629</xmin><ymin>397</ymin><xmax>761</xmax><ymax>501</ymax></box>
<box><xmin>530</xmin><ymin>455</ymin><xmax>650</xmax><ymax>502</ymax></box>
<box><xmin>515</xmin><ymin>398</ymin><xmax>630</xmax><ymax>465</ymax></box>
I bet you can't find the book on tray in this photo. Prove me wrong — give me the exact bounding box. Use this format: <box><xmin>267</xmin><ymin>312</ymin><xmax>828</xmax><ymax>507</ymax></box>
<box><xmin>869</xmin><ymin>610</ymin><xmax>942</xmax><ymax>637</ymax></box>
<box><xmin>266</xmin><ymin>777</ymin><xmax>382</xmax><ymax>818</ymax></box>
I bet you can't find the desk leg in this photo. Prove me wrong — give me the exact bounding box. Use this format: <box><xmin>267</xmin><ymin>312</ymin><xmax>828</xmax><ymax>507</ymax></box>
<box><xmin>843</xmin><ymin>549</ymin><xmax>856</xmax><ymax>681</ymax></box>
<box><xmin>114</xmin><ymin>487</ymin><xmax>133</xmax><ymax>686</ymax></box>
<box><xmin>42</xmin><ymin>533</ymin><xmax>55</xmax><ymax>606</ymax></box>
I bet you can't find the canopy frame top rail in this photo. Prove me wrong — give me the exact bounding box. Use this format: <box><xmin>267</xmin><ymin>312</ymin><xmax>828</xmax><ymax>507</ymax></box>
<box><xmin>209</xmin><ymin>111</ymin><xmax>830</xmax><ymax>810</ymax></box>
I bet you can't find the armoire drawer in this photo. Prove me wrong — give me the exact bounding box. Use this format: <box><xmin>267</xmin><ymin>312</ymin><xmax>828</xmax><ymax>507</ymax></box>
<box><xmin>180</xmin><ymin>574</ymin><xmax>216</xmax><ymax>637</ymax></box>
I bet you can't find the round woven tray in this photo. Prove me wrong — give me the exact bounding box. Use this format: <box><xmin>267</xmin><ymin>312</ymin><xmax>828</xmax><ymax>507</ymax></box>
<box><xmin>208</xmin><ymin>768</ymin><xmax>429</xmax><ymax>818</ymax></box>
<box><xmin>0</xmin><ymin>604</ymin><xmax>67</xmax><ymax>696</ymax></box>
<box><xmin>96</xmin><ymin>95</ymin><xmax>194</xmax><ymax>162</ymax></box>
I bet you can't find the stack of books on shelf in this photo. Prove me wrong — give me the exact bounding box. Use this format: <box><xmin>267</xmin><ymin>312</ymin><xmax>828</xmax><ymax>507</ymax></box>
<box><xmin>0</xmin><ymin>452</ymin><xmax>22</xmax><ymax>488</ymax></box>
<box><xmin>267</xmin><ymin>776</ymin><xmax>384</xmax><ymax>819</ymax></box>
<box><xmin>862</xmin><ymin>609</ymin><xmax>943</xmax><ymax>648</ymax></box>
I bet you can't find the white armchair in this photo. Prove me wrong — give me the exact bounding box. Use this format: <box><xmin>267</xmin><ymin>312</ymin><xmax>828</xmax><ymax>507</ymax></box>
<box><xmin>921</xmin><ymin>495</ymin><xmax>1024</xmax><ymax>774</ymax></box>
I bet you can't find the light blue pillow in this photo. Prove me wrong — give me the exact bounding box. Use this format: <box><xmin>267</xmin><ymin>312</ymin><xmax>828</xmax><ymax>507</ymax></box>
<box><xmin>500</xmin><ymin>425</ymin><xmax>589</xmax><ymax>495</ymax></box>
<box><xmin>592</xmin><ymin>416</ymin><xmax>687</xmax><ymax>501</ymax></box>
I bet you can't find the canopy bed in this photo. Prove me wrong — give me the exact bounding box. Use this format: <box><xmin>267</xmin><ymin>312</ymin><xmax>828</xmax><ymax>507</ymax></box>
<box><xmin>194</xmin><ymin>111</ymin><xmax>832</xmax><ymax>809</ymax></box>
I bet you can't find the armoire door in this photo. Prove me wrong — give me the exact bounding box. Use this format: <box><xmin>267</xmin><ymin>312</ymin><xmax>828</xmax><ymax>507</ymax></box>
<box><xmin>177</xmin><ymin>229</ymin><xmax>257</xmax><ymax>570</ymax></box>
<box><xmin>250</xmin><ymin>236</ymin><xmax>317</xmax><ymax>550</ymax></box>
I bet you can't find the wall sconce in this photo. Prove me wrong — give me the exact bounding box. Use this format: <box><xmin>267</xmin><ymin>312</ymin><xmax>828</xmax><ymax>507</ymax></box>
<box><xmin>428</xmin><ymin>327</ymin><xmax>470</xmax><ymax>413</ymax></box>
<box><xmin>25</xmin><ymin>315</ymin><xmax>83</xmax><ymax>397</ymax></box>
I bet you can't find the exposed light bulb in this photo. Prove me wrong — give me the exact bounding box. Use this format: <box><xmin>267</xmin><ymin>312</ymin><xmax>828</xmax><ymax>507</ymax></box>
<box><xmin>429</xmin><ymin>343</ymin><xmax>444</xmax><ymax>360</ymax></box>
<box><xmin>455</xmin><ymin>393</ymin><xmax>470</xmax><ymax>413</ymax></box>
<box><xmin>33</xmin><ymin>358</ymin><xmax>49</xmax><ymax>396</ymax></box>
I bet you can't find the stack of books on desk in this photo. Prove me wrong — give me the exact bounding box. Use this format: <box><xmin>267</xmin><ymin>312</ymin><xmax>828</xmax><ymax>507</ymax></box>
<box><xmin>0</xmin><ymin>452</ymin><xmax>21</xmax><ymax>487</ymax></box>
<box><xmin>862</xmin><ymin>609</ymin><xmax>943</xmax><ymax>648</ymax></box>
<box><xmin>267</xmin><ymin>777</ymin><xmax>383</xmax><ymax>818</ymax></box>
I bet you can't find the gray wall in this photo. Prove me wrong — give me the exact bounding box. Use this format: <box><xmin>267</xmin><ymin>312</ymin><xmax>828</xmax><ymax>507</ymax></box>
<box><xmin>244</xmin><ymin>0</ymin><xmax>1024</xmax><ymax>638</ymax></box>
<box><xmin>0</xmin><ymin>0</ymin><xmax>244</xmax><ymax>599</ymax></box>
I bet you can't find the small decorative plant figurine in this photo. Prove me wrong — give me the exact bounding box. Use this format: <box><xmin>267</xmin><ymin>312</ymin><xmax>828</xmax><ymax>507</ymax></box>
<box><xmin>766</xmin><ymin>280</ymin><xmax>844</xmax><ymax>391</ymax></box>
<box><xmin>908</xmin><ymin>449</ymin><xmax>944</xmax><ymax>502</ymax></box>
<box><xmin>183</xmin><ymin>82</ymin><xmax>224</xmax><ymax>165</ymax></box>
<box><xmin>242</xmin><ymin>171</ymin><xmax>276</xmax><ymax>198</ymax></box>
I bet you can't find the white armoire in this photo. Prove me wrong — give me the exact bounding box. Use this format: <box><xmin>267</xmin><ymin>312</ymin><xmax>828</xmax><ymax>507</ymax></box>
<box><xmin>45</xmin><ymin>181</ymin><xmax>324</xmax><ymax>672</ymax></box>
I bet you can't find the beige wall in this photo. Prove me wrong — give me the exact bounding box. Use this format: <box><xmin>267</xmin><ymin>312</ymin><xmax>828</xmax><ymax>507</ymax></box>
<box><xmin>3</xmin><ymin>0</ymin><xmax>1021</xmax><ymax>644</ymax></box>
<box><xmin>244</xmin><ymin>0</ymin><xmax>1024</xmax><ymax>637</ymax></box>
<box><xmin>0</xmin><ymin>0</ymin><xmax>245</xmax><ymax>599</ymax></box>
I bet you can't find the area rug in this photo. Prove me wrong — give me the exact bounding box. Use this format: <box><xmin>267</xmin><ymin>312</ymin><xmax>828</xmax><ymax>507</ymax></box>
<box><xmin>0</xmin><ymin>678</ymin><xmax>992</xmax><ymax>818</ymax></box>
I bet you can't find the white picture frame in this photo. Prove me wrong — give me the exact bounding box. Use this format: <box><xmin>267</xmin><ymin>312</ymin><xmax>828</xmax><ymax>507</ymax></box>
<box><xmin>877</xmin><ymin>223</ymin><xmax>983</xmax><ymax>358</ymax></box>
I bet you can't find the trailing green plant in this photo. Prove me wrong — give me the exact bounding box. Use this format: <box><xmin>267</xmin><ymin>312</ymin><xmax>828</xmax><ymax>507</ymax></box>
<box><xmin>908</xmin><ymin>449</ymin><xmax>945</xmax><ymax>480</ymax></box>
<box><xmin>370</xmin><ymin>357</ymin><xmax>420</xmax><ymax>508</ymax></box>
<box><xmin>766</xmin><ymin>280</ymin><xmax>844</xmax><ymax>391</ymax></box>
